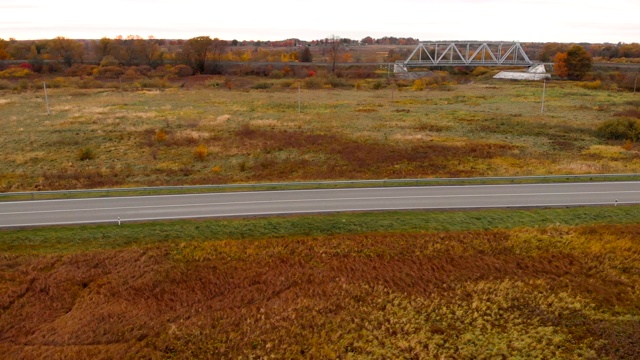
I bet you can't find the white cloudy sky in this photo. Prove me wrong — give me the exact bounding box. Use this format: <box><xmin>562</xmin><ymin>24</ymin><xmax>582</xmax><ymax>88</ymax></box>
<box><xmin>1</xmin><ymin>0</ymin><xmax>638</xmax><ymax>43</ymax></box>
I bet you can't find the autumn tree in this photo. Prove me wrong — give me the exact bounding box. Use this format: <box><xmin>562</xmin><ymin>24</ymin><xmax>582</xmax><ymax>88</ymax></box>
<box><xmin>7</xmin><ymin>40</ymin><xmax>31</xmax><ymax>60</ymax></box>
<box><xmin>118</xmin><ymin>35</ymin><xmax>141</xmax><ymax>66</ymax></box>
<box><xmin>29</xmin><ymin>41</ymin><xmax>49</xmax><ymax>72</ymax></box>
<box><xmin>326</xmin><ymin>35</ymin><xmax>342</xmax><ymax>73</ymax></box>
<box><xmin>94</xmin><ymin>37</ymin><xmax>114</xmax><ymax>61</ymax></box>
<box><xmin>553</xmin><ymin>45</ymin><xmax>592</xmax><ymax>80</ymax></box>
<box><xmin>539</xmin><ymin>42</ymin><xmax>569</xmax><ymax>62</ymax></box>
<box><xmin>181</xmin><ymin>36</ymin><xmax>214</xmax><ymax>74</ymax></box>
<box><xmin>138</xmin><ymin>36</ymin><xmax>163</xmax><ymax>67</ymax></box>
<box><xmin>49</xmin><ymin>37</ymin><xmax>84</xmax><ymax>68</ymax></box>
<box><xmin>553</xmin><ymin>52</ymin><xmax>569</xmax><ymax>78</ymax></box>
<box><xmin>0</xmin><ymin>39</ymin><xmax>10</xmax><ymax>61</ymax></box>
<box><xmin>360</xmin><ymin>36</ymin><xmax>374</xmax><ymax>45</ymax></box>
<box><xmin>298</xmin><ymin>46</ymin><xmax>312</xmax><ymax>62</ymax></box>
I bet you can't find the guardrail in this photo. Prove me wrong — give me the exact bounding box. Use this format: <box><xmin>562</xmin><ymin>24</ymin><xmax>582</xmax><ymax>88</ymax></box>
<box><xmin>1</xmin><ymin>173</ymin><xmax>639</xmax><ymax>201</ymax></box>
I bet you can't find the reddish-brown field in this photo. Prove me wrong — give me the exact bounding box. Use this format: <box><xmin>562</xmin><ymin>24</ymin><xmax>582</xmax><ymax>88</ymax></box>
<box><xmin>2</xmin><ymin>224</ymin><xmax>639</xmax><ymax>358</ymax></box>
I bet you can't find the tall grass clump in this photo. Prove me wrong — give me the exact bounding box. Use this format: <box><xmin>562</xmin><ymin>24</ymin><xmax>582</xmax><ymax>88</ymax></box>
<box><xmin>596</xmin><ymin>118</ymin><xmax>640</xmax><ymax>141</ymax></box>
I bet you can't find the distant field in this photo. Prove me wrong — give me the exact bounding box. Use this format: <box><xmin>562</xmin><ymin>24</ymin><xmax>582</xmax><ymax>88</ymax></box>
<box><xmin>1</xmin><ymin>76</ymin><xmax>639</xmax><ymax>192</ymax></box>
<box><xmin>1</xmin><ymin>207</ymin><xmax>640</xmax><ymax>358</ymax></box>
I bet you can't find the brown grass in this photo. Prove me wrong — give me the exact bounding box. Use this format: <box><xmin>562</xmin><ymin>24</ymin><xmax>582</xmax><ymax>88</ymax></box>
<box><xmin>2</xmin><ymin>224</ymin><xmax>640</xmax><ymax>358</ymax></box>
<box><xmin>2</xmin><ymin>80</ymin><xmax>640</xmax><ymax>191</ymax></box>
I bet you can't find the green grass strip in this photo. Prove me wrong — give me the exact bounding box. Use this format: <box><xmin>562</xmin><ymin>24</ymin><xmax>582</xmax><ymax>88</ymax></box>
<box><xmin>2</xmin><ymin>205</ymin><xmax>640</xmax><ymax>254</ymax></box>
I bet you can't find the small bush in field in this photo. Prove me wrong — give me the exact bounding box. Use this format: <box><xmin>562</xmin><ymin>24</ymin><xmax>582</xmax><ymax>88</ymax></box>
<box><xmin>303</xmin><ymin>77</ymin><xmax>322</xmax><ymax>89</ymax></box>
<box><xmin>155</xmin><ymin>129</ymin><xmax>167</xmax><ymax>142</ymax></box>
<box><xmin>268</xmin><ymin>70</ymin><xmax>284</xmax><ymax>79</ymax></box>
<box><xmin>0</xmin><ymin>67</ymin><xmax>31</xmax><ymax>78</ymax></box>
<box><xmin>252</xmin><ymin>82</ymin><xmax>273</xmax><ymax>89</ymax></box>
<box><xmin>78</xmin><ymin>147</ymin><xmax>96</xmax><ymax>161</ymax></box>
<box><xmin>77</xmin><ymin>77</ymin><xmax>104</xmax><ymax>89</ymax></box>
<box><xmin>578</xmin><ymin>80</ymin><xmax>602</xmax><ymax>90</ymax></box>
<box><xmin>48</xmin><ymin>77</ymin><xmax>68</xmax><ymax>88</ymax></box>
<box><xmin>174</xmin><ymin>65</ymin><xmax>193</xmax><ymax>77</ymax></box>
<box><xmin>194</xmin><ymin>144</ymin><xmax>208</xmax><ymax>161</ymax></box>
<box><xmin>0</xmin><ymin>79</ymin><xmax>12</xmax><ymax>89</ymax></box>
<box><xmin>412</xmin><ymin>79</ymin><xmax>426</xmax><ymax>91</ymax></box>
<box><xmin>596</xmin><ymin>118</ymin><xmax>640</xmax><ymax>141</ymax></box>
<box><xmin>93</xmin><ymin>66</ymin><xmax>125</xmax><ymax>79</ymax></box>
<box><xmin>371</xmin><ymin>80</ymin><xmax>385</xmax><ymax>90</ymax></box>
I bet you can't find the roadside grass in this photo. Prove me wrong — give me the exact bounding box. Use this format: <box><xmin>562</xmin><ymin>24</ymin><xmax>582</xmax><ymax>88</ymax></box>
<box><xmin>2</xmin><ymin>205</ymin><xmax>640</xmax><ymax>254</ymax></box>
<box><xmin>2</xmin><ymin>79</ymin><xmax>640</xmax><ymax>192</ymax></box>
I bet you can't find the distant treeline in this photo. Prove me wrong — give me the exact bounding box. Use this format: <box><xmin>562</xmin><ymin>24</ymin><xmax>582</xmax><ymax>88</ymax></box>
<box><xmin>0</xmin><ymin>35</ymin><xmax>638</xmax><ymax>76</ymax></box>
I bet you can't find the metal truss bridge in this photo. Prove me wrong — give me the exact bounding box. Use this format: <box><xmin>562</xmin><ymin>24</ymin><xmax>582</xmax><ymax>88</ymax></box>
<box><xmin>397</xmin><ymin>41</ymin><xmax>534</xmax><ymax>70</ymax></box>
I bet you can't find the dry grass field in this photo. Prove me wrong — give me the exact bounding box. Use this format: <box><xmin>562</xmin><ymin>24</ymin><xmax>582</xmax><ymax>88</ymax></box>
<box><xmin>1</xmin><ymin>75</ymin><xmax>639</xmax><ymax>191</ymax></box>
<box><xmin>1</xmin><ymin>216</ymin><xmax>640</xmax><ymax>358</ymax></box>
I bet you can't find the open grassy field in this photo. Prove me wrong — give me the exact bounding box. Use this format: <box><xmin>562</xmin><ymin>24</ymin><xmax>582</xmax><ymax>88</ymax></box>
<box><xmin>3</xmin><ymin>75</ymin><xmax>640</xmax><ymax>358</ymax></box>
<box><xmin>1</xmin><ymin>76</ymin><xmax>639</xmax><ymax>192</ymax></box>
<box><xmin>1</xmin><ymin>207</ymin><xmax>640</xmax><ymax>358</ymax></box>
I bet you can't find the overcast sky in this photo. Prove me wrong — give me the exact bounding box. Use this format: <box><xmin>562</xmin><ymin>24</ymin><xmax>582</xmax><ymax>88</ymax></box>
<box><xmin>1</xmin><ymin>0</ymin><xmax>638</xmax><ymax>43</ymax></box>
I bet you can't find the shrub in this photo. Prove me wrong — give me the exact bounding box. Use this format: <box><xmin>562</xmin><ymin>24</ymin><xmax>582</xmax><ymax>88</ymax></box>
<box><xmin>99</xmin><ymin>55</ymin><xmax>119</xmax><ymax>67</ymax></box>
<box><xmin>578</xmin><ymin>80</ymin><xmax>602</xmax><ymax>90</ymax></box>
<box><xmin>78</xmin><ymin>147</ymin><xmax>96</xmax><ymax>161</ymax></box>
<box><xmin>0</xmin><ymin>79</ymin><xmax>12</xmax><ymax>90</ymax></box>
<box><xmin>155</xmin><ymin>129</ymin><xmax>167</xmax><ymax>142</ymax></box>
<box><xmin>252</xmin><ymin>81</ymin><xmax>273</xmax><ymax>89</ymax></box>
<box><xmin>471</xmin><ymin>66</ymin><xmax>491</xmax><ymax>76</ymax></box>
<box><xmin>93</xmin><ymin>66</ymin><xmax>125</xmax><ymax>79</ymax></box>
<box><xmin>303</xmin><ymin>77</ymin><xmax>322</xmax><ymax>89</ymax></box>
<box><xmin>65</xmin><ymin>64</ymin><xmax>97</xmax><ymax>77</ymax></box>
<box><xmin>0</xmin><ymin>67</ymin><xmax>31</xmax><ymax>78</ymax></box>
<box><xmin>135</xmin><ymin>78</ymin><xmax>169</xmax><ymax>89</ymax></box>
<box><xmin>16</xmin><ymin>79</ymin><xmax>31</xmax><ymax>91</ymax></box>
<box><xmin>77</xmin><ymin>77</ymin><xmax>104</xmax><ymax>89</ymax></box>
<box><xmin>174</xmin><ymin>65</ymin><xmax>194</xmax><ymax>77</ymax></box>
<box><xmin>325</xmin><ymin>76</ymin><xmax>350</xmax><ymax>89</ymax></box>
<box><xmin>48</xmin><ymin>77</ymin><xmax>69</xmax><ymax>88</ymax></box>
<box><xmin>412</xmin><ymin>79</ymin><xmax>426</xmax><ymax>91</ymax></box>
<box><xmin>279</xmin><ymin>80</ymin><xmax>295</xmax><ymax>89</ymax></box>
<box><xmin>596</xmin><ymin>118</ymin><xmax>640</xmax><ymax>141</ymax></box>
<box><xmin>268</xmin><ymin>70</ymin><xmax>284</xmax><ymax>79</ymax></box>
<box><xmin>194</xmin><ymin>144</ymin><xmax>208</xmax><ymax>161</ymax></box>
<box><xmin>371</xmin><ymin>80</ymin><xmax>386</xmax><ymax>90</ymax></box>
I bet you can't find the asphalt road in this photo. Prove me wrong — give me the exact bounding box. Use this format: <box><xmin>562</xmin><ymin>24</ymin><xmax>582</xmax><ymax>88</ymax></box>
<box><xmin>1</xmin><ymin>182</ymin><xmax>639</xmax><ymax>228</ymax></box>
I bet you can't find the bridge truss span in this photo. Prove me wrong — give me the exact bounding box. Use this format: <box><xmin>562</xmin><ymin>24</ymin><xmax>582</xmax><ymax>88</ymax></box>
<box><xmin>400</xmin><ymin>41</ymin><xmax>534</xmax><ymax>68</ymax></box>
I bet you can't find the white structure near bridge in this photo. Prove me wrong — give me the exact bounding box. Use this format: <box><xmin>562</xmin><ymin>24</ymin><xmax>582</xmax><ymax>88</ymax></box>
<box><xmin>493</xmin><ymin>64</ymin><xmax>551</xmax><ymax>81</ymax></box>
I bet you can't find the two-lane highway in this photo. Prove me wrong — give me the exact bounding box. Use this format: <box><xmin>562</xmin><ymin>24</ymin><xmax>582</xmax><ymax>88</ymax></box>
<box><xmin>1</xmin><ymin>182</ymin><xmax>640</xmax><ymax>228</ymax></box>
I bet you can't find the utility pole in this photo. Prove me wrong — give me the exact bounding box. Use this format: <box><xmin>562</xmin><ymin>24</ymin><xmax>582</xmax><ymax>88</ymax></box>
<box><xmin>298</xmin><ymin>81</ymin><xmax>301</xmax><ymax>113</ymax></box>
<box><xmin>541</xmin><ymin>79</ymin><xmax>546</xmax><ymax>114</ymax></box>
<box><xmin>43</xmin><ymin>81</ymin><xmax>51</xmax><ymax>115</ymax></box>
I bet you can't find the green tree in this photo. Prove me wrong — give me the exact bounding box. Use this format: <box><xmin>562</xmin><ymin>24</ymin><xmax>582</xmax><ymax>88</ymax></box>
<box><xmin>565</xmin><ymin>45</ymin><xmax>592</xmax><ymax>80</ymax></box>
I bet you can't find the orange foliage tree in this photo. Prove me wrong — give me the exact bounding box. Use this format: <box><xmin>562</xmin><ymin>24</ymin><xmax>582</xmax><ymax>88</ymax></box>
<box><xmin>553</xmin><ymin>52</ymin><xmax>569</xmax><ymax>78</ymax></box>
